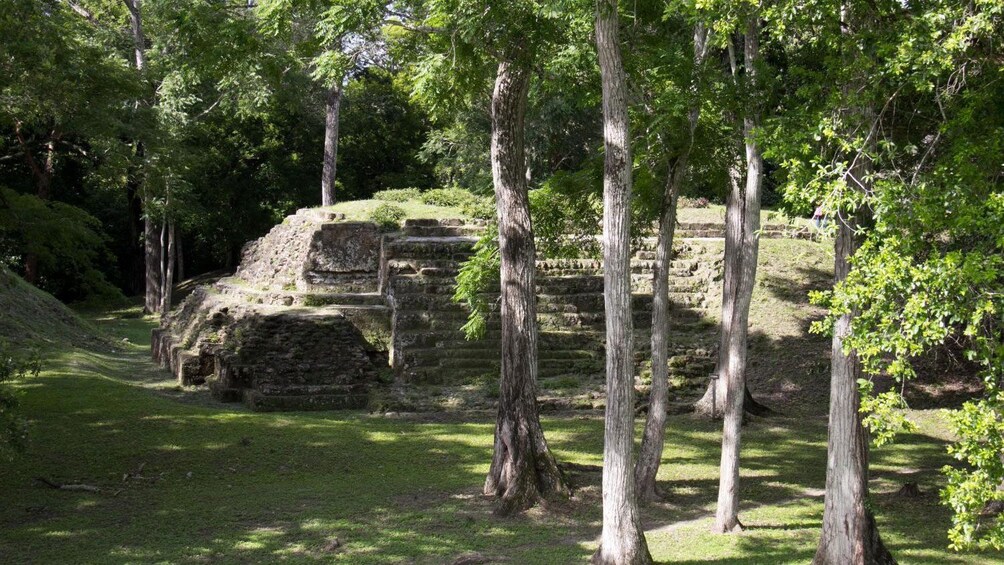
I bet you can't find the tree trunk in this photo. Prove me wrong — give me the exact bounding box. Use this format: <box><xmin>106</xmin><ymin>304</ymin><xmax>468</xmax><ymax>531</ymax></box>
<box><xmin>159</xmin><ymin>220</ymin><xmax>167</xmax><ymax>296</ymax></box>
<box><xmin>125</xmin><ymin>0</ymin><xmax>162</xmax><ymax>315</ymax></box>
<box><xmin>713</xmin><ymin>17</ymin><xmax>763</xmax><ymax>534</ymax></box>
<box><xmin>635</xmin><ymin>22</ymin><xmax>710</xmax><ymax>503</ymax></box>
<box><xmin>634</xmin><ymin>171</ymin><xmax>679</xmax><ymax>504</ymax></box>
<box><xmin>593</xmin><ymin>1</ymin><xmax>652</xmax><ymax>563</ymax></box>
<box><xmin>693</xmin><ymin>29</ymin><xmax>771</xmax><ymax>420</ymax></box>
<box><xmin>125</xmin><ymin>0</ymin><xmax>146</xmax><ymax>72</ymax></box>
<box><xmin>176</xmin><ymin>233</ymin><xmax>185</xmax><ymax>282</ymax></box>
<box><xmin>812</xmin><ymin>204</ymin><xmax>895</xmax><ymax>565</ymax></box>
<box><xmin>695</xmin><ymin>158</ymin><xmax>740</xmax><ymax>418</ymax></box>
<box><xmin>160</xmin><ymin>222</ymin><xmax>176</xmax><ymax>316</ymax></box>
<box><xmin>483</xmin><ymin>58</ymin><xmax>568</xmax><ymax>517</ymax></box>
<box><xmin>321</xmin><ymin>81</ymin><xmax>342</xmax><ymax>207</ymax></box>
<box><xmin>814</xmin><ymin>5</ymin><xmax>894</xmax><ymax>557</ymax></box>
<box><xmin>144</xmin><ymin>213</ymin><xmax>162</xmax><ymax>314</ymax></box>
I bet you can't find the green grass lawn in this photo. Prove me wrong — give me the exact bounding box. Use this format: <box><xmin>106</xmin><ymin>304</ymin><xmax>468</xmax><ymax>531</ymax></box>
<box><xmin>324</xmin><ymin>199</ymin><xmax>470</xmax><ymax>222</ymax></box>
<box><xmin>0</xmin><ymin>310</ymin><xmax>997</xmax><ymax>564</ymax></box>
<box><xmin>321</xmin><ymin>197</ymin><xmax>814</xmax><ymax>231</ymax></box>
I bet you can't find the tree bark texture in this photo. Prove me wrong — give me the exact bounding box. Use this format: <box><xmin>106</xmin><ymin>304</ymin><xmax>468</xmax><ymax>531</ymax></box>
<box><xmin>713</xmin><ymin>17</ymin><xmax>763</xmax><ymax>534</ymax></box>
<box><xmin>593</xmin><ymin>1</ymin><xmax>652</xmax><ymax>562</ymax></box>
<box><xmin>635</xmin><ymin>22</ymin><xmax>709</xmax><ymax>503</ymax></box>
<box><xmin>812</xmin><ymin>203</ymin><xmax>895</xmax><ymax>565</ymax></box>
<box><xmin>483</xmin><ymin>59</ymin><xmax>568</xmax><ymax>516</ymax></box>
<box><xmin>124</xmin><ymin>0</ymin><xmax>146</xmax><ymax>72</ymax></box>
<box><xmin>321</xmin><ymin>81</ymin><xmax>342</xmax><ymax>207</ymax></box>
<box><xmin>160</xmin><ymin>222</ymin><xmax>175</xmax><ymax>317</ymax></box>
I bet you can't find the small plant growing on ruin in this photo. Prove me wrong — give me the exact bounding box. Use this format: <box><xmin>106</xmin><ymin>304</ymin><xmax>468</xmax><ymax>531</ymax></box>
<box><xmin>373</xmin><ymin>188</ymin><xmax>421</xmax><ymax>202</ymax></box>
<box><xmin>369</xmin><ymin>203</ymin><xmax>407</xmax><ymax>230</ymax></box>
<box><xmin>452</xmin><ymin>226</ymin><xmax>500</xmax><ymax>340</ymax></box>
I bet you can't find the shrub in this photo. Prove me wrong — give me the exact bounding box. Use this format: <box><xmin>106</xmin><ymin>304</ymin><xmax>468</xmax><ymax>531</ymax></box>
<box><xmin>460</xmin><ymin>195</ymin><xmax>496</xmax><ymax>220</ymax></box>
<box><xmin>419</xmin><ymin>188</ymin><xmax>477</xmax><ymax>208</ymax></box>
<box><xmin>0</xmin><ymin>343</ymin><xmax>40</xmax><ymax>460</ymax></box>
<box><xmin>369</xmin><ymin>203</ymin><xmax>407</xmax><ymax>230</ymax></box>
<box><xmin>530</xmin><ymin>177</ymin><xmax>602</xmax><ymax>260</ymax></box>
<box><xmin>373</xmin><ymin>188</ymin><xmax>421</xmax><ymax>202</ymax></box>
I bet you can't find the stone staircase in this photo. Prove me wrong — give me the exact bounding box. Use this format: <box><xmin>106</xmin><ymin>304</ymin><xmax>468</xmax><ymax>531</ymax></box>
<box><xmin>385</xmin><ymin>221</ymin><xmax>721</xmax><ymax>387</ymax></box>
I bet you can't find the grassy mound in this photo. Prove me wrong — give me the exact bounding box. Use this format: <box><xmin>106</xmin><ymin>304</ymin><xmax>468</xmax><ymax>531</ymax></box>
<box><xmin>324</xmin><ymin>198</ymin><xmax>473</xmax><ymax>223</ymax></box>
<box><xmin>0</xmin><ymin>267</ymin><xmax>108</xmax><ymax>351</ymax></box>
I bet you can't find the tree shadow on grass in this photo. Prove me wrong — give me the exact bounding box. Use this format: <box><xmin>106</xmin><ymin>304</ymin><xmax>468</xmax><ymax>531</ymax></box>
<box><xmin>2</xmin><ymin>332</ymin><xmax>986</xmax><ymax>564</ymax></box>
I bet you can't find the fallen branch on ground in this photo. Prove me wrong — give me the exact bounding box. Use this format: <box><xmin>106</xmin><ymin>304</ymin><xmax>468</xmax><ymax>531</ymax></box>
<box><xmin>35</xmin><ymin>477</ymin><xmax>102</xmax><ymax>493</ymax></box>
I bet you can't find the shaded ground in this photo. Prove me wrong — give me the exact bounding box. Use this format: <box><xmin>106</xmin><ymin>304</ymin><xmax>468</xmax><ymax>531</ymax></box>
<box><xmin>0</xmin><ymin>309</ymin><xmax>997</xmax><ymax>564</ymax></box>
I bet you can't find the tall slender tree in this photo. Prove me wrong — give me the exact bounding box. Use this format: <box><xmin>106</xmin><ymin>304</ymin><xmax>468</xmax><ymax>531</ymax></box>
<box><xmin>406</xmin><ymin>0</ymin><xmax>573</xmax><ymax>514</ymax></box>
<box><xmin>321</xmin><ymin>75</ymin><xmax>342</xmax><ymax>207</ymax></box>
<box><xmin>712</xmin><ymin>13</ymin><xmax>763</xmax><ymax>534</ymax></box>
<box><xmin>812</xmin><ymin>2</ymin><xmax>894</xmax><ymax>561</ymax></box>
<box><xmin>483</xmin><ymin>54</ymin><xmax>568</xmax><ymax>515</ymax></box>
<box><xmin>256</xmin><ymin>1</ymin><xmax>381</xmax><ymax>207</ymax></box>
<box><xmin>593</xmin><ymin>0</ymin><xmax>651</xmax><ymax>561</ymax></box>
<box><xmin>634</xmin><ymin>20</ymin><xmax>710</xmax><ymax>502</ymax></box>
<box><xmin>121</xmin><ymin>0</ymin><xmax>166</xmax><ymax>315</ymax></box>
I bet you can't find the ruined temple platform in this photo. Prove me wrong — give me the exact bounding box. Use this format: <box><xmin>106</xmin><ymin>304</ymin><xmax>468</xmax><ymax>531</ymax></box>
<box><xmin>153</xmin><ymin>207</ymin><xmax>814</xmax><ymax>411</ymax></box>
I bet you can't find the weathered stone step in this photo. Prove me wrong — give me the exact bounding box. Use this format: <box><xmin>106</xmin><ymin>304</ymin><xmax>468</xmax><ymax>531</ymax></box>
<box><xmin>386</xmin><ymin>260</ymin><xmax>462</xmax><ymax>277</ymax></box>
<box><xmin>403</xmin><ymin>218</ymin><xmax>468</xmax><ymax>227</ymax></box>
<box><xmin>384</xmin><ymin>237</ymin><xmax>477</xmax><ymax>260</ymax></box>
<box><xmin>537</xmin><ymin>258</ymin><xmax>698</xmax><ymax>270</ymax></box>
<box><xmin>215</xmin><ymin>280</ymin><xmax>388</xmax><ymax>309</ymax></box>
<box><xmin>392</xmin><ymin>292</ymin><xmax>469</xmax><ymax>310</ymax></box>
<box><xmin>300</xmin><ymin>273</ymin><xmax>380</xmax><ymax>294</ymax></box>
<box><xmin>253</xmin><ymin>382</ymin><xmax>371</xmax><ymax>396</ymax></box>
<box><xmin>402</xmin><ymin>225</ymin><xmax>484</xmax><ymax>238</ymax></box>
<box><xmin>388</xmin><ymin>277</ymin><xmax>459</xmax><ymax>294</ymax></box>
<box><xmin>439</xmin><ymin>357</ymin><xmax>502</xmax><ymax>371</ymax></box>
<box><xmin>301</xmin><ymin>292</ymin><xmax>386</xmax><ymax>307</ymax></box>
<box><xmin>538</xmin><ymin>276</ymin><xmax>604</xmax><ymax>294</ymax></box>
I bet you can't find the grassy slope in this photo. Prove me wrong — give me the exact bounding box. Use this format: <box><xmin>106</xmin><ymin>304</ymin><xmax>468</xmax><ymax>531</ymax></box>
<box><xmin>0</xmin><ymin>267</ymin><xmax>108</xmax><ymax>351</ymax></box>
<box><xmin>0</xmin><ymin>308</ymin><xmax>995</xmax><ymax>564</ymax></box>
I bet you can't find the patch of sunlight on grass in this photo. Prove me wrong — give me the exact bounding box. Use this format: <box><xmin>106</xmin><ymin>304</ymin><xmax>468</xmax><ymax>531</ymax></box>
<box><xmin>155</xmin><ymin>444</ymin><xmax>185</xmax><ymax>451</ymax></box>
<box><xmin>43</xmin><ymin>530</ymin><xmax>91</xmax><ymax>538</ymax></box>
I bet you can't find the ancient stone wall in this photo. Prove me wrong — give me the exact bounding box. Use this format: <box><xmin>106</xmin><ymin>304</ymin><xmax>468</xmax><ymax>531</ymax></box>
<box><xmin>155</xmin><ymin>208</ymin><xmax>390</xmax><ymax>411</ymax></box>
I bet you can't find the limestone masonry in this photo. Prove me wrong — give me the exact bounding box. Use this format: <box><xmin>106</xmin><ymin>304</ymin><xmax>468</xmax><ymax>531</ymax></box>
<box><xmin>152</xmin><ymin>207</ymin><xmax>811</xmax><ymax>411</ymax></box>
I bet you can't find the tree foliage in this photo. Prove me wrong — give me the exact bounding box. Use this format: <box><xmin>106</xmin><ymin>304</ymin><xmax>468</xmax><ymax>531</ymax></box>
<box><xmin>767</xmin><ymin>0</ymin><xmax>1004</xmax><ymax>549</ymax></box>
